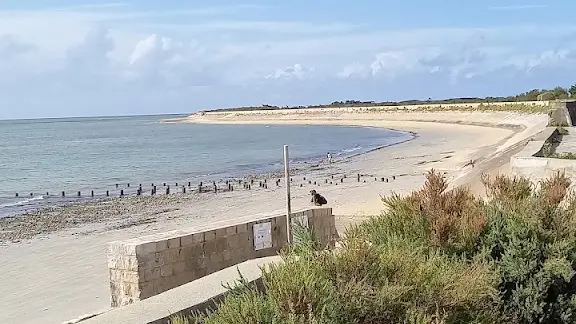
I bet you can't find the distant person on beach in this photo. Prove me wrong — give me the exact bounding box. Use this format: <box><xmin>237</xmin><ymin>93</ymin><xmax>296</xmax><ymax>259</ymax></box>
<box><xmin>327</xmin><ymin>152</ymin><xmax>333</xmax><ymax>164</ymax></box>
<box><xmin>310</xmin><ymin>190</ymin><xmax>328</xmax><ymax>206</ymax></box>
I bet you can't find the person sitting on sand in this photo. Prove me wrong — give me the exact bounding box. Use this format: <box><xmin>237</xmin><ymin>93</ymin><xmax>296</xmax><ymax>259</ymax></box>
<box><xmin>310</xmin><ymin>190</ymin><xmax>328</xmax><ymax>206</ymax></box>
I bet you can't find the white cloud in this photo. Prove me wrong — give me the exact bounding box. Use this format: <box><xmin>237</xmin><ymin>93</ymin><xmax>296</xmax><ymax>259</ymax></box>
<box><xmin>265</xmin><ymin>64</ymin><xmax>315</xmax><ymax>80</ymax></box>
<box><xmin>0</xmin><ymin>34</ymin><xmax>35</xmax><ymax>59</ymax></box>
<box><xmin>1</xmin><ymin>3</ymin><xmax>576</xmax><ymax>119</ymax></box>
<box><xmin>337</xmin><ymin>62</ymin><xmax>370</xmax><ymax>79</ymax></box>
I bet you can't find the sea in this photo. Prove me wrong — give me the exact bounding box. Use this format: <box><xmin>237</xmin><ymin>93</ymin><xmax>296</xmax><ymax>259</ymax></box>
<box><xmin>0</xmin><ymin>115</ymin><xmax>412</xmax><ymax>218</ymax></box>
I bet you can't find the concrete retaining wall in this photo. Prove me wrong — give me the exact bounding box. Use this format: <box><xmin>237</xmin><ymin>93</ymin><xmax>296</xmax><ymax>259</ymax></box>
<box><xmin>511</xmin><ymin>127</ymin><xmax>576</xmax><ymax>179</ymax></box>
<box><xmin>107</xmin><ymin>208</ymin><xmax>334</xmax><ymax>307</ymax></box>
<box><xmin>549</xmin><ymin>101</ymin><xmax>576</xmax><ymax>126</ymax></box>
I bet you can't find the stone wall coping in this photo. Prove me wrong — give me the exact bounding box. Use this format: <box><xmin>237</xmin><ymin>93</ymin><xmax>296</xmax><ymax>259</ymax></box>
<box><xmin>108</xmin><ymin>207</ymin><xmax>322</xmax><ymax>250</ymax></box>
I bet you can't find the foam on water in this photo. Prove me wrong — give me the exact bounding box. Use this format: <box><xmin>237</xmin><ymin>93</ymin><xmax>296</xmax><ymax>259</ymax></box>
<box><xmin>0</xmin><ymin>195</ymin><xmax>44</xmax><ymax>208</ymax></box>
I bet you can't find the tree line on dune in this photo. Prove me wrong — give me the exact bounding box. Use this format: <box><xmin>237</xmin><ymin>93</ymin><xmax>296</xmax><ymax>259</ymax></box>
<box><xmin>204</xmin><ymin>84</ymin><xmax>576</xmax><ymax>113</ymax></box>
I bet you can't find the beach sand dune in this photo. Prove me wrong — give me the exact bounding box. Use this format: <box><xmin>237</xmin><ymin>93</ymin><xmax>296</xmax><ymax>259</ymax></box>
<box><xmin>0</xmin><ymin>110</ymin><xmax>548</xmax><ymax>324</ymax></box>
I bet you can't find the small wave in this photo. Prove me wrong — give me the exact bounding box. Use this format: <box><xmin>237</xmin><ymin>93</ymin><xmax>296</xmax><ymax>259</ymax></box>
<box><xmin>337</xmin><ymin>145</ymin><xmax>363</xmax><ymax>155</ymax></box>
<box><xmin>0</xmin><ymin>195</ymin><xmax>44</xmax><ymax>208</ymax></box>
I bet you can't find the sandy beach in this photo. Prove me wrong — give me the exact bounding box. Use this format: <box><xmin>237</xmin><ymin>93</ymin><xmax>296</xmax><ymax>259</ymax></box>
<box><xmin>0</xmin><ymin>109</ymin><xmax>549</xmax><ymax>324</ymax></box>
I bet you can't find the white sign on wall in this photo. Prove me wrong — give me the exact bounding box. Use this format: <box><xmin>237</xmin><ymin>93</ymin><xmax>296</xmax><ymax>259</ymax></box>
<box><xmin>253</xmin><ymin>222</ymin><xmax>272</xmax><ymax>251</ymax></box>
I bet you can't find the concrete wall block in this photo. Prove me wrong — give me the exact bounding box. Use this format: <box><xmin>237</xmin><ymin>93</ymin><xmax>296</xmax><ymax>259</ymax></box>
<box><xmin>226</xmin><ymin>233</ymin><xmax>246</xmax><ymax>249</ymax></box>
<box><xmin>236</xmin><ymin>223</ymin><xmax>248</xmax><ymax>233</ymax></box>
<box><xmin>255</xmin><ymin>247</ymin><xmax>275</xmax><ymax>259</ymax></box>
<box><xmin>161</xmin><ymin>264</ymin><xmax>174</xmax><ymax>277</ymax></box>
<box><xmin>139</xmin><ymin>281</ymin><xmax>155</xmax><ymax>299</ymax></box>
<box><xmin>193</xmin><ymin>267</ymin><xmax>207</xmax><ymax>280</ymax></box>
<box><xmin>225</xmin><ymin>226</ymin><xmax>237</xmax><ymax>236</ymax></box>
<box><xmin>156</xmin><ymin>240</ymin><xmax>168</xmax><ymax>252</ymax></box>
<box><xmin>206</xmin><ymin>253</ymin><xmax>224</xmax><ymax>271</ymax></box>
<box><xmin>203</xmin><ymin>240</ymin><xmax>217</xmax><ymax>256</ymax></box>
<box><xmin>156</xmin><ymin>249</ymin><xmax>179</xmax><ymax>267</ymax></box>
<box><xmin>182</xmin><ymin>232</ymin><xmax>204</xmax><ymax>246</ymax></box>
<box><xmin>215</xmin><ymin>227</ymin><xmax>227</xmax><ymax>238</ymax></box>
<box><xmin>136</xmin><ymin>242</ymin><xmax>157</xmax><ymax>256</ymax></box>
<box><xmin>142</xmin><ymin>266</ymin><xmax>161</xmax><ymax>282</ymax></box>
<box><xmin>223</xmin><ymin>250</ymin><xmax>233</xmax><ymax>262</ymax></box>
<box><xmin>180</xmin><ymin>244</ymin><xmax>203</xmax><ymax>262</ymax></box>
<box><xmin>168</xmin><ymin>237</ymin><xmax>181</xmax><ymax>249</ymax></box>
<box><xmin>173</xmin><ymin>261</ymin><xmax>186</xmax><ymax>274</ymax></box>
<box><xmin>204</xmin><ymin>230</ymin><xmax>217</xmax><ymax>241</ymax></box>
<box><xmin>185</xmin><ymin>258</ymin><xmax>200</xmax><ymax>273</ymax></box>
<box><xmin>215</xmin><ymin>237</ymin><xmax>227</xmax><ymax>253</ymax></box>
<box><xmin>175</xmin><ymin>272</ymin><xmax>194</xmax><ymax>287</ymax></box>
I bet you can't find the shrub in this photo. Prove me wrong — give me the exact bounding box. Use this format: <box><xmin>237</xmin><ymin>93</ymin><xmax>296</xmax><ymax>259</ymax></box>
<box><xmin>179</xmin><ymin>172</ymin><xmax>576</xmax><ymax>324</ymax></box>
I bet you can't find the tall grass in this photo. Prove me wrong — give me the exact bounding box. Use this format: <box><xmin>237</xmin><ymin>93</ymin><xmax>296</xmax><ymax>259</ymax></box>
<box><xmin>173</xmin><ymin>171</ymin><xmax>576</xmax><ymax>324</ymax></box>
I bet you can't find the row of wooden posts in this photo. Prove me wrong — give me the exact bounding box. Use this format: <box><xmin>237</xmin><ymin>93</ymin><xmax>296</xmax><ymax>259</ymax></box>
<box><xmin>13</xmin><ymin>173</ymin><xmax>398</xmax><ymax>199</ymax></box>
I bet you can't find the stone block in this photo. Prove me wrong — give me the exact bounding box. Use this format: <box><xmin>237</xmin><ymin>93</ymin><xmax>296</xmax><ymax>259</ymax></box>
<box><xmin>223</xmin><ymin>250</ymin><xmax>233</xmax><ymax>262</ymax></box>
<box><xmin>236</xmin><ymin>223</ymin><xmax>248</xmax><ymax>233</ymax></box>
<box><xmin>225</xmin><ymin>225</ymin><xmax>237</xmax><ymax>235</ymax></box>
<box><xmin>140</xmin><ymin>281</ymin><xmax>155</xmax><ymax>299</ymax></box>
<box><xmin>215</xmin><ymin>237</ymin><xmax>227</xmax><ymax>253</ymax></box>
<box><xmin>174</xmin><ymin>272</ymin><xmax>193</xmax><ymax>286</ymax></box>
<box><xmin>204</xmin><ymin>230</ymin><xmax>216</xmax><ymax>241</ymax></box>
<box><xmin>192</xmin><ymin>267</ymin><xmax>207</xmax><ymax>280</ymax></box>
<box><xmin>156</xmin><ymin>240</ymin><xmax>168</xmax><ymax>252</ymax></box>
<box><xmin>109</xmin><ymin>269</ymin><xmax>122</xmax><ymax>282</ymax></box>
<box><xmin>181</xmin><ymin>232</ymin><xmax>204</xmax><ymax>246</ymax></box>
<box><xmin>168</xmin><ymin>237</ymin><xmax>181</xmax><ymax>249</ymax></box>
<box><xmin>226</xmin><ymin>233</ymin><xmax>242</xmax><ymax>249</ymax></box>
<box><xmin>123</xmin><ymin>255</ymin><xmax>138</xmax><ymax>271</ymax></box>
<box><xmin>122</xmin><ymin>270</ymin><xmax>140</xmax><ymax>284</ymax></box>
<box><xmin>108</xmin><ymin>242</ymin><xmax>137</xmax><ymax>257</ymax></box>
<box><xmin>180</xmin><ymin>244</ymin><xmax>203</xmax><ymax>261</ymax></box>
<box><xmin>203</xmin><ymin>240</ymin><xmax>217</xmax><ymax>255</ymax></box>
<box><xmin>142</xmin><ymin>267</ymin><xmax>161</xmax><ymax>282</ymax></box>
<box><xmin>156</xmin><ymin>249</ymin><xmax>179</xmax><ymax>266</ymax></box>
<box><xmin>161</xmin><ymin>264</ymin><xmax>174</xmax><ymax>277</ymax></box>
<box><xmin>215</xmin><ymin>227</ymin><xmax>227</xmax><ymax>238</ymax></box>
<box><xmin>136</xmin><ymin>242</ymin><xmax>157</xmax><ymax>255</ymax></box>
<box><xmin>174</xmin><ymin>261</ymin><xmax>186</xmax><ymax>274</ymax></box>
<box><xmin>181</xmin><ymin>234</ymin><xmax>194</xmax><ymax>246</ymax></box>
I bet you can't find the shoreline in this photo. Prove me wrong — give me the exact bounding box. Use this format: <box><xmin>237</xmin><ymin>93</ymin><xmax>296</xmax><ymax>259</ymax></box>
<box><xmin>0</xmin><ymin>124</ymin><xmax>414</xmax><ymax>223</ymax></box>
<box><xmin>0</xmin><ymin>110</ymin><xmax>550</xmax><ymax>324</ymax></box>
<box><xmin>0</xmin><ymin>126</ymin><xmax>416</xmax><ymax>243</ymax></box>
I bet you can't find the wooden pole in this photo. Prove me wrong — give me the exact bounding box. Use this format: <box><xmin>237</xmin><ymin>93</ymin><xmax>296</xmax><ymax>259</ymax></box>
<box><xmin>284</xmin><ymin>145</ymin><xmax>292</xmax><ymax>244</ymax></box>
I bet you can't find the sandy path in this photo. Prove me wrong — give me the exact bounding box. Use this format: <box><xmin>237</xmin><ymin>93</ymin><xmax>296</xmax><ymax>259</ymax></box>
<box><xmin>0</xmin><ymin>111</ymin><xmax>548</xmax><ymax>324</ymax></box>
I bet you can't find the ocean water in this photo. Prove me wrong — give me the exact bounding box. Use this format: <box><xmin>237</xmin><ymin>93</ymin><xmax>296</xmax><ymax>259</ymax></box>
<box><xmin>0</xmin><ymin>115</ymin><xmax>412</xmax><ymax>217</ymax></box>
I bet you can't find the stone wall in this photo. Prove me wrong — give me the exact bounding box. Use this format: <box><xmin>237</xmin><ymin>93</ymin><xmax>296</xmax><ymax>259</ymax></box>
<box><xmin>107</xmin><ymin>208</ymin><xmax>334</xmax><ymax>307</ymax></box>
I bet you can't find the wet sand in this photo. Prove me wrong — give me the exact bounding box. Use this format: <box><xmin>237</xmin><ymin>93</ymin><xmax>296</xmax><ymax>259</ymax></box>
<box><xmin>0</xmin><ymin>110</ymin><xmax>549</xmax><ymax>324</ymax></box>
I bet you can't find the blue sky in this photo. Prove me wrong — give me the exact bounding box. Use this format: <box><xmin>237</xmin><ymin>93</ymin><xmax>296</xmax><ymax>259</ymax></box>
<box><xmin>1</xmin><ymin>1</ymin><xmax>576</xmax><ymax>119</ymax></box>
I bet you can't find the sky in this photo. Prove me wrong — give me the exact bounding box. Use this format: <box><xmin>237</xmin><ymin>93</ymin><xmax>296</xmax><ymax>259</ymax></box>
<box><xmin>1</xmin><ymin>1</ymin><xmax>576</xmax><ymax>119</ymax></box>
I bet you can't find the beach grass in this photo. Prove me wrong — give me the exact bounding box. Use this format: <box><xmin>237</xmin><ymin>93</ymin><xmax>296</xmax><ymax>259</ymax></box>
<box><xmin>172</xmin><ymin>171</ymin><xmax>576</xmax><ymax>324</ymax></box>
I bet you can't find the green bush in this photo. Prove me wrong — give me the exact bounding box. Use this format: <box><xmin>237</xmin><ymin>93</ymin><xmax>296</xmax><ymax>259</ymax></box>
<box><xmin>174</xmin><ymin>171</ymin><xmax>576</xmax><ymax>324</ymax></box>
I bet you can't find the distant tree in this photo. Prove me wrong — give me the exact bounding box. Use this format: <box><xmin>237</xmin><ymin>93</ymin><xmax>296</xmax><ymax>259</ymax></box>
<box><xmin>551</xmin><ymin>86</ymin><xmax>569</xmax><ymax>99</ymax></box>
<box><xmin>570</xmin><ymin>84</ymin><xmax>576</xmax><ymax>98</ymax></box>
